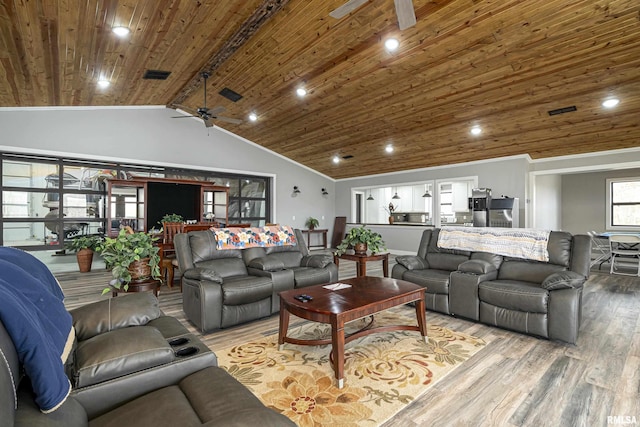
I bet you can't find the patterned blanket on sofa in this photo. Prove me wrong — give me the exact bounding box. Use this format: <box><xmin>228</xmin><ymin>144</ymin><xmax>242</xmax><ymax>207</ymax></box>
<box><xmin>437</xmin><ymin>227</ymin><xmax>551</xmax><ymax>262</ymax></box>
<box><xmin>213</xmin><ymin>225</ymin><xmax>297</xmax><ymax>250</ymax></box>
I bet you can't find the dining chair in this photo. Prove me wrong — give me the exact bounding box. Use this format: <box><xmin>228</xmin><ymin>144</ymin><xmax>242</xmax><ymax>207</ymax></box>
<box><xmin>159</xmin><ymin>222</ymin><xmax>185</xmax><ymax>288</ymax></box>
<box><xmin>608</xmin><ymin>234</ymin><xmax>640</xmax><ymax>276</ymax></box>
<box><xmin>587</xmin><ymin>231</ymin><xmax>610</xmax><ymax>270</ymax></box>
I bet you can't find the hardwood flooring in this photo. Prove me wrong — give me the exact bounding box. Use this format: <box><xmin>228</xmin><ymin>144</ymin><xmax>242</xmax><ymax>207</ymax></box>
<box><xmin>55</xmin><ymin>254</ymin><xmax>640</xmax><ymax>427</ymax></box>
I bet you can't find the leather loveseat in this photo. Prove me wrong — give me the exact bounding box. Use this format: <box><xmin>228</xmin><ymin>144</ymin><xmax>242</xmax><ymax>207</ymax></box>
<box><xmin>0</xmin><ymin>248</ymin><xmax>295</xmax><ymax>427</ymax></box>
<box><xmin>175</xmin><ymin>227</ymin><xmax>337</xmax><ymax>332</ymax></box>
<box><xmin>392</xmin><ymin>228</ymin><xmax>591</xmax><ymax>344</ymax></box>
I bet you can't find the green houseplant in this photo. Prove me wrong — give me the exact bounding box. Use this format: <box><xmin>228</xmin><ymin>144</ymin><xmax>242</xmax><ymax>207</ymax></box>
<box><xmin>97</xmin><ymin>228</ymin><xmax>161</xmax><ymax>294</ymax></box>
<box><xmin>159</xmin><ymin>213</ymin><xmax>184</xmax><ymax>225</ymax></box>
<box><xmin>65</xmin><ymin>235</ymin><xmax>103</xmax><ymax>273</ymax></box>
<box><xmin>305</xmin><ymin>217</ymin><xmax>320</xmax><ymax>230</ymax></box>
<box><xmin>334</xmin><ymin>225</ymin><xmax>386</xmax><ymax>256</ymax></box>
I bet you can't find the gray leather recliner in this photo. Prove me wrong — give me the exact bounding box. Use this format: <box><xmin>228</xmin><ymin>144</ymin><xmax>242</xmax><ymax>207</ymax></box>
<box><xmin>392</xmin><ymin>228</ymin><xmax>591</xmax><ymax>344</ymax></box>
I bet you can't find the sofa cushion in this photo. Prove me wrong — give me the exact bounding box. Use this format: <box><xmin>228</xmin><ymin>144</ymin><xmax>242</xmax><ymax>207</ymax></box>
<box><xmin>541</xmin><ymin>271</ymin><xmax>585</xmax><ymax>290</ymax></box>
<box><xmin>479</xmin><ymin>280</ymin><xmax>549</xmax><ymax>313</ymax></box>
<box><xmin>70</xmin><ymin>293</ymin><xmax>161</xmax><ymax>341</ymax></box>
<box><xmin>74</xmin><ymin>326</ymin><xmax>174</xmax><ymax>388</ymax></box>
<box><xmin>395</xmin><ymin>255</ymin><xmax>429</xmax><ymax>270</ymax></box>
<box><xmin>498</xmin><ymin>259</ymin><xmax>567</xmax><ymax>283</ymax></box>
<box><xmin>426</xmin><ymin>252</ymin><xmax>468</xmax><ymax>271</ymax></box>
<box><xmin>403</xmin><ymin>269</ymin><xmax>451</xmax><ymax>294</ymax></box>
<box><xmin>195</xmin><ymin>258</ymin><xmax>248</xmax><ymax>279</ymax></box>
<box><xmin>221</xmin><ymin>276</ymin><xmax>273</xmax><ymax>305</ymax></box>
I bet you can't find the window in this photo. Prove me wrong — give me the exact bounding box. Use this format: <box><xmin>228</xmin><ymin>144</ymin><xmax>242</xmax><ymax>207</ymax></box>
<box><xmin>1</xmin><ymin>152</ymin><xmax>272</xmax><ymax>249</ymax></box>
<box><xmin>607</xmin><ymin>178</ymin><xmax>640</xmax><ymax>229</ymax></box>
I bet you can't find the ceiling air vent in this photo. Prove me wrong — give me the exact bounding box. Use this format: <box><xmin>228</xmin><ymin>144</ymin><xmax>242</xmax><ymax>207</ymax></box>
<box><xmin>342</xmin><ymin>155</ymin><xmax>354</xmax><ymax>160</ymax></box>
<box><xmin>142</xmin><ymin>70</ymin><xmax>171</xmax><ymax>80</ymax></box>
<box><xmin>219</xmin><ymin>87</ymin><xmax>243</xmax><ymax>102</ymax></box>
<box><xmin>548</xmin><ymin>106</ymin><xmax>577</xmax><ymax>116</ymax></box>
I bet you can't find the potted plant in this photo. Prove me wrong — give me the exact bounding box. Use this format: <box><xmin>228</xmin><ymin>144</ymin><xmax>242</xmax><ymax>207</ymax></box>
<box><xmin>305</xmin><ymin>217</ymin><xmax>320</xmax><ymax>230</ymax></box>
<box><xmin>65</xmin><ymin>235</ymin><xmax>103</xmax><ymax>273</ymax></box>
<box><xmin>159</xmin><ymin>213</ymin><xmax>184</xmax><ymax>225</ymax></box>
<box><xmin>97</xmin><ymin>228</ymin><xmax>161</xmax><ymax>294</ymax></box>
<box><xmin>334</xmin><ymin>225</ymin><xmax>386</xmax><ymax>256</ymax></box>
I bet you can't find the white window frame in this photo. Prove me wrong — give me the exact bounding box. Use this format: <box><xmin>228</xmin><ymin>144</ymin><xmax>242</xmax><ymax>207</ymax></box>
<box><xmin>606</xmin><ymin>177</ymin><xmax>640</xmax><ymax>230</ymax></box>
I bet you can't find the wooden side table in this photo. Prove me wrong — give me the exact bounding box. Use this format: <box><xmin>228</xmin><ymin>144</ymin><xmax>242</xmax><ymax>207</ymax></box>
<box><xmin>333</xmin><ymin>252</ymin><xmax>389</xmax><ymax>277</ymax></box>
<box><xmin>111</xmin><ymin>279</ymin><xmax>161</xmax><ymax>297</ymax></box>
<box><xmin>300</xmin><ymin>229</ymin><xmax>328</xmax><ymax>249</ymax></box>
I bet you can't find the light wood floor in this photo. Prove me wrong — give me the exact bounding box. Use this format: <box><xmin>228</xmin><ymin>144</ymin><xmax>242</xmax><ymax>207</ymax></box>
<box><xmin>56</xmin><ymin>256</ymin><xmax>640</xmax><ymax>427</ymax></box>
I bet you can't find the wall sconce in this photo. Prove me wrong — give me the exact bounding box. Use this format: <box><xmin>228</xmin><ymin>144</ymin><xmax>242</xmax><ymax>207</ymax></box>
<box><xmin>292</xmin><ymin>186</ymin><xmax>301</xmax><ymax>197</ymax></box>
<box><xmin>321</xmin><ymin>188</ymin><xmax>329</xmax><ymax>196</ymax></box>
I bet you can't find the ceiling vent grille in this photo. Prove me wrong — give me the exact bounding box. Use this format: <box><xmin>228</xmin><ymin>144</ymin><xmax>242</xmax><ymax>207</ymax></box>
<box><xmin>143</xmin><ymin>70</ymin><xmax>171</xmax><ymax>80</ymax></box>
<box><xmin>548</xmin><ymin>106</ymin><xmax>577</xmax><ymax>116</ymax></box>
<box><xmin>342</xmin><ymin>155</ymin><xmax>354</xmax><ymax>159</ymax></box>
<box><xmin>219</xmin><ymin>87</ymin><xmax>243</xmax><ymax>102</ymax></box>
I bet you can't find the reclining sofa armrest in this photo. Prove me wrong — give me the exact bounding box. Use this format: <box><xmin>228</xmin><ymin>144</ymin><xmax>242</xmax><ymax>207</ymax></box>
<box><xmin>300</xmin><ymin>254</ymin><xmax>333</xmax><ymax>268</ymax></box>
<box><xmin>69</xmin><ymin>293</ymin><xmax>161</xmax><ymax>341</ymax></box>
<box><xmin>541</xmin><ymin>271</ymin><xmax>586</xmax><ymax>291</ymax></box>
<box><xmin>395</xmin><ymin>255</ymin><xmax>429</xmax><ymax>271</ymax></box>
<box><xmin>458</xmin><ymin>259</ymin><xmax>497</xmax><ymax>275</ymax></box>
<box><xmin>183</xmin><ymin>267</ymin><xmax>224</xmax><ymax>284</ymax></box>
<box><xmin>248</xmin><ymin>257</ymin><xmax>285</xmax><ymax>271</ymax></box>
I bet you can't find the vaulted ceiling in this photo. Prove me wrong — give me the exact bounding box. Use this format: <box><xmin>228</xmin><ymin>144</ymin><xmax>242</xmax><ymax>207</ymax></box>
<box><xmin>1</xmin><ymin>0</ymin><xmax>639</xmax><ymax>179</ymax></box>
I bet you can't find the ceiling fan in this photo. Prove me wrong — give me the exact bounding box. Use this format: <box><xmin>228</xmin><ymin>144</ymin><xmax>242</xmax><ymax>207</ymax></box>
<box><xmin>172</xmin><ymin>72</ymin><xmax>242</xmax><ymax>128</ymax></box>
<box><xmin>330</xmin><ymin>0</ymin><xmax>416</xmax><ymax>30</ymax></box>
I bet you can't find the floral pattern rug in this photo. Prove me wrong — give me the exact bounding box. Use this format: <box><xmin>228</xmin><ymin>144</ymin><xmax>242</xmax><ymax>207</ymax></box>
<box><xmin>217</xmin><ymin>310</ymin><xmax>487</xmax><ymax>426</ymax></box>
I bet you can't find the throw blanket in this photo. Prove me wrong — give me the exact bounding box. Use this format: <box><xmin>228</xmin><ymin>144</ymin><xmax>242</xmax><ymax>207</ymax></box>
<box><xmin>437</xmin><ymin>227</ymin><xmax>551</xmax><ymax>262</ymax></box>
<box><xmin>213</xmin><ymin>225</ymin><xmax>297</xmax><ymax>250</ymax></box>
<box><xmin>0</xmin><ymin>247</ymin><xmax>74</xmax><ymax>413</ymax></box>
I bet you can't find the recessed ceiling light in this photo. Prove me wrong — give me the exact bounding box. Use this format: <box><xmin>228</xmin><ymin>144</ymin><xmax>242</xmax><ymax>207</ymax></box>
<box><xmin>332</xmin><ymin>156</ymin><xmax>340</xmax><ymax>164</ymax></box>
<box><xmin>112</xmin><ymin>26</ymin><xmax>131</xmax><ymax>37</ymax></box>
<box><xmin>602</xmin><ymin>98</ymin><xmax>620</xmax><ymax>108</ymax></box>
<box><xmin>385</xmin><ymin>144</ymin><xmax>394</xmax><ymax>153</ymax></box>
<box><xmin>248</xmin><ymin>112</ymin><xmax>258</xmax><ymax>122</ymax></box>
<box><xmin>470</xmin><ymin>126</ymin><xmax>482</xmax><ymax>136</ymax></box>
<box><xmin>97</xmin><ymin>79</ymin><xmax>110</xmax><ymax>88</ymax></box>
<box><xmin>296</xmin><ymin>87</ymin><xmax>307</xmax><ymax>97</ymax></box>
<box><xmin>384</xmin><ymin>38</ymin><xmax>399</xmax><ymax>51</ymax></box>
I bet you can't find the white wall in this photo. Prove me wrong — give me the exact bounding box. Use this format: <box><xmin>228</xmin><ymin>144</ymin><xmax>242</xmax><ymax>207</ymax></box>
<box><xmin>533</xmin><ymin>174</ymin><xmax>562</xmax><ymax>230</ymax></box>
<box><xmin>0</xmin><ymin>107</ymin><xmax>336</xmax><ymax>232</ymax></box>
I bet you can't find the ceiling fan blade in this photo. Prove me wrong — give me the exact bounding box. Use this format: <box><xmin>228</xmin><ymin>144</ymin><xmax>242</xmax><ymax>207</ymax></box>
<box><xmin>395</xmin><ymin>0</ymin><xmax>416</xmax><ymax>30</ymax></box>
<box><xmin>329</xmin><ymin>0</ymin><xmax>369</xmax><ymax>19</ymax></box>
<box><xmin>171</xmin><ymin>115</ymin><xmax>196</xmax><ymax>119</ymax></box>
<box><xmin>205</xmin><ymin>106</ymin><xmax>226</xmax><ymax>115</ymax></box>
<box><xmin>203</xmin><ymin>118</ymin><xmax>215</xmax><ymax>128</ymax></box>
<box><xmin>214</xmin><ymin>116</ymin><xmax>243</xmax><ymax>125</ymax></box>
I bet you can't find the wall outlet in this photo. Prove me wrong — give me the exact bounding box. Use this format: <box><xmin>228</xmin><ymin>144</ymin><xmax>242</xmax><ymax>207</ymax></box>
<box><xmin>321</xmin><ymin>215</ymin><xmax>325</xmax><ymax>220</ymax></box>
<box><xmin>292</xmin><ymin>215</ymin><xmax>295</xmax><ymax>221</ymax></box>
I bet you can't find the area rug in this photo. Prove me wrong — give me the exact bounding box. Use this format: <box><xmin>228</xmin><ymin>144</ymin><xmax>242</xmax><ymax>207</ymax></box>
<box><xmin>217</xmin><ymin>310</ymin><xmax>487</xmax><ymax>426</ymax></box>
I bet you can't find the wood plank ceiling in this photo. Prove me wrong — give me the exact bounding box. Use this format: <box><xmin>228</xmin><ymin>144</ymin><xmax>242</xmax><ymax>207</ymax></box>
<box><xmin>1</xmin><ymin>0</ymin><xmax>639</xmax><ymax>179</ymax></box>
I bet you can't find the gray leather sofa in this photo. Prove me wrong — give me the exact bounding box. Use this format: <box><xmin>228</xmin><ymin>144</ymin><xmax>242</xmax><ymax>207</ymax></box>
<box><xmin>392</xmin><ymin>228</ymin><xmax>591</xmax><ymax>343</ymax></box>
<box><xmin>175</xmin><ymin>228</ymin><xmax>337</xmax><ymax>332</ymax></box>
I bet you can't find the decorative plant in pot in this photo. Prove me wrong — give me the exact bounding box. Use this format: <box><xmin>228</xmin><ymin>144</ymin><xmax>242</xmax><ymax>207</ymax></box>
<box><xmin>159</xmin><ymin>213</ymin><xmax>184</xmax><ymax>226</ymax></box>
<box><xmin>334</xmin><ymin>225</ymin><xmax>386</xmax><ymax>256</ymax></box>
<box><xmin>97</xmin><ymin>228</ymin><xmax>161</xmax><ymax>295</ymax></box>
<box><xmin>65</xmin><ymin>235</ymin><xmax>103</xmax><ymax>273</ymax></box>
<box><xmin>305</xmin><ymin>217</ymin><xmax>320</xmax><ymax>230</ymax></box>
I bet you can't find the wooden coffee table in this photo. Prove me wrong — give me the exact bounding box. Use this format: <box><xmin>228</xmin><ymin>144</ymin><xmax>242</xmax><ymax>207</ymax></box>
<box><xmin>278</xmin><ymin>276</ymin><xmax>427</xmax><ymax>388</ymax></box>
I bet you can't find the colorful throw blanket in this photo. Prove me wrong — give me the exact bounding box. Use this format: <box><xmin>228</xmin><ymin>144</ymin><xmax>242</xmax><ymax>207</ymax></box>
<box><xmin>213</xmin><ymin>225</ymin><xmax>297</xmax><ymax>250</ymax></box>
<box><xmin>437</xmin><ymin>227</ymin><xmax>551</xmax><ymax>262</ymax></box>
<box><xmin>0</xmin><ymin>247</ymin><xmax>74</xmax><ymax>413</ymax></box>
